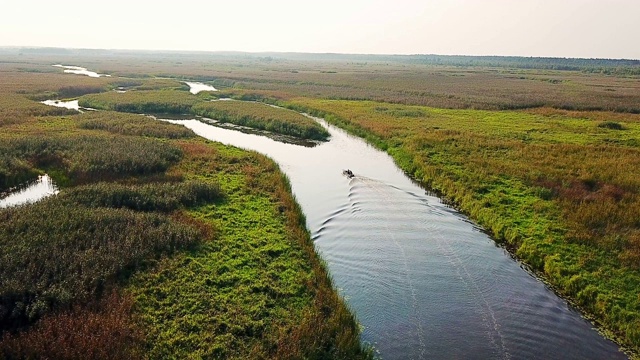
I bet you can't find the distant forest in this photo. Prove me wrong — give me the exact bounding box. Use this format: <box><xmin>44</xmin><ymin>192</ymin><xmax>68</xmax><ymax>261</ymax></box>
<box><xmin>259</xmin><ymin>52</ymin><xmax>640</xmax><ymax>74</ymax></box>
<box><xmin>407</xmin><ymin>55</ymin><xmax>640</xmax><ymax>72</ymax></box>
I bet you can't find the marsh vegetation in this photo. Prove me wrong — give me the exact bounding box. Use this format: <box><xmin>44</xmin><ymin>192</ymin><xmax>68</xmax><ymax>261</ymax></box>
<box><xmin>79</xmin><ymin>90</ymin><xmax>329</xmax><ymax>140</ymax></box>
<box><xmin>0</xmin><ymin>62</ymin><xmax>370</xmax><ymax>359</ymax></box>
<box><xmin>0</xmin><ymin>50</ymin><xmax>639</xmax><ymax>358</ymax></box>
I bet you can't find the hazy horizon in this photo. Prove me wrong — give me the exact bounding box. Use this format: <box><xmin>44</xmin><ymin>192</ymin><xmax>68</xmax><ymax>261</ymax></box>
<box><xmin>4</xmin><ymin>0</ymin><xmax>640</xmax><ymax>60</ymax></box>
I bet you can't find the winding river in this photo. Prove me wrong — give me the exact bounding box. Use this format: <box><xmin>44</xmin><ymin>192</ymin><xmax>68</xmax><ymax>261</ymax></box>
<box><xmin>160</xmin><ymin>116</ymin><xmax>626</xmax><ymax>359</ymax></box>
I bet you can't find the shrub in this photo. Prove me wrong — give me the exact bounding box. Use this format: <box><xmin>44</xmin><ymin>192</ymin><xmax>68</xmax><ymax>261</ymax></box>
<box><xmin>79</xmin><ymin>90</ymin><xmax>199</xmax><ymax>114</ymax></box>
<box><xmin>0</xmin><ymin>198</ymin><xmax>205</xmax><ymax>331</ymax></box>
<box><xmin>57</xmin><ymin>85</ymin><xmax>105</xmax><ymax>98</ymax></box>
<box><xmin>62</xmin><ymin>181</ymin><xmax>223</xmax><ymax>212</ymax></box>
<box><xmin>0</xmin><ymin>291</ymin><xmax>143</xmax><ymax>360</ymax></box>
<box><xmin>78</xmin><ymin>111</ymin><xmax>195</xmax><ymax>139</ymax></box>
<box><xmin>0</xmin><ymin>157</ymin><xmax>39</xmax><ymax>192</ymax></box>
<box><xmin>598</xmin><ymin>121</ymin><xmax>625</xmax><ymax>130</ymax></box>
<box><xmin>0</xmin><ymin>135</ymin><xmax>183</xmax><ymax>184</ymax></box>
<box><xmin>193</xmin><ymin>101</ymin><xmax>330</xmax><ymax>140</ymax></box>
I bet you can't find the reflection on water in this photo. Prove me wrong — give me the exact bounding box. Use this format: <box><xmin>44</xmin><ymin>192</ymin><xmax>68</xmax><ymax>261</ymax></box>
<box><xmin>185</xmin><ymin>82</ymin><xmax>217</xmax><ymax>94</ymax></box>
<box><xmin>41</xmin><ymin>99</ymin><xmax>80</xmax><ymax>111</ymax></box>
<box><xmin>0</xmin><ymin>175</ymin><xmax>59</xmax><ymax>208</ymax></box>
<box><xmin>158</xmin><ymin>114</ymin><xmax>626</xmax><ymax>360</ymax></box>
<box><xmin>52</xmin><ymin>64</ymin><xmax>110</xmax><ymax>78</ymax></box>
<box><xmin>41</xmin><ymin>99</ymin><xmax>96</xmax><ymax>113</ymax></box>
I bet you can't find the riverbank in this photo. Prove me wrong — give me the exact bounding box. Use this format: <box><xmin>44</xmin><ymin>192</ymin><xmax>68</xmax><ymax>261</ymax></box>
<box><xmin>283</xmin><ymin>98</ymin><xmax>640</xmax><ymax>357</ymax></box>
<box><xmin>78</xmin><ymin>90</ymin><xmax>330</xmax><ymax>141</ymax></box>
<box><xmin>0</xmin><ymin>70</ymin><xmax>370</xmax><ymax>358</ymax></box>
<box><xmin>127</xmin><ymin>136</ymin><xmax>367</xmax><ymax>358</ymax></box>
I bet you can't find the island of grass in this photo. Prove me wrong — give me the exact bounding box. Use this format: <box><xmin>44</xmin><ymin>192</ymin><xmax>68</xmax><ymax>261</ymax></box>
<box><xmin>78</xmin><ymin>90</ymin><xmax>330</xmax><ymax>141</ymax></box>
<box><xmin>193</xmin><ymin>100</ymin><xmax>330</xmax><ymax>141</ymax></box>
<box><xmin>79</xmin><ymin>90</ymin><xmax>200</xmax><ymax>115</ymax></box>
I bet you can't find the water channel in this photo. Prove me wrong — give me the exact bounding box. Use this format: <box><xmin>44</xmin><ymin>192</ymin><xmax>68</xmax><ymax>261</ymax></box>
<box><xmin>52</xmin><ymin>64</ymin><xmax>110</xmax><ymax>78</ymax></box>
<box><xmin>158</xmin><ymin>116</ymin><xmax>626</xmax><ymax>359</ymax></box>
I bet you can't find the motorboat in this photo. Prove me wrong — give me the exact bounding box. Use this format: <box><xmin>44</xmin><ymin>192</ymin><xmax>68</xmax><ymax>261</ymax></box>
<box><xmin>342</xmin><ymin>169</ymin><xmax>354</xmax><ymax>179</ymax></box>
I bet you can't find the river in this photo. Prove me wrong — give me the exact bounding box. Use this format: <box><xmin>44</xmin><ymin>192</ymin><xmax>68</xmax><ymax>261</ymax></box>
<box><xmin>158</xmin><ymin>116</ymin><xmax>626</xmax><ymax>359</ymax></box>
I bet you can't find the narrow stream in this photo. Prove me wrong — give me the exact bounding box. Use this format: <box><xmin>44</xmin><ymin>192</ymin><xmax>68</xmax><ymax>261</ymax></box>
<box><xmin>158</xmin><ymin>116</ymin><xmax>626</xmax><ymax>359</ymax></box>
<box><xmin>52</xmin><ymin>64</ymin><xmax>110</xmax><ymax>78</ymax></box>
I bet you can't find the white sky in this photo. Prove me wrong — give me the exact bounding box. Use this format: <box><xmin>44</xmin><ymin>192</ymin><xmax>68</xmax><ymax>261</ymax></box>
<box><xmin>2</xmin><ymin>0</ymin><xmax>639</xmax><ymax>59</ymax></box>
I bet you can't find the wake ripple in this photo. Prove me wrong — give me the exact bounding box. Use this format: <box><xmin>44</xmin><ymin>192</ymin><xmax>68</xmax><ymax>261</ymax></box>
<box><xmin>316</xmin><ymin>176</ymin><xmax>512</xmax><ymax>359</ymax></box>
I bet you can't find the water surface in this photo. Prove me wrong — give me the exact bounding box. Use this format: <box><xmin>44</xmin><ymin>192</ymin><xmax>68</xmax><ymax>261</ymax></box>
<box><xmin>52</xmin><ymin>64</ymin><xmax>110</xmax><ymax>78</ymax></box>
<box><xmin>185</xmin><ymin>82</ymin><xmax>218</xmax><ymax>94</ymax></box>
<box><xmin>41</xmin><ymin>99</ymin><xmax>80</xmax><ymax>111</ymax></box>
<box><xmin>160</xmin><ymin>116</ymin><xmax>626</xmax><ymax>360</ymax></box>
<box><xmin>0</xmin><ymin>175</ymin><xmax>59</xmax><ymax>208</ymax></box>
<box><xmin>41</xmin><ymin>99</ymin><xmax>97</xmax><ymax>113</ymax></box>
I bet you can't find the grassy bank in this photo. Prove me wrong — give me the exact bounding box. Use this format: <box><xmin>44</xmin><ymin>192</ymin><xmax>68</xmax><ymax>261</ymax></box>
<box><xmin>0</xmin><ymin>72</ymin><xmax>369</xmax><ymax>358</ymax></box>
<box><xmin>79</xmin><ymin>90</ymin><xmax>199</xmax><ymax>114</ymax></box>
<box><xmin>128</xmin><ymin>139</ymin><xmax>364</xmax><ymax>358</ymax></box>
<box><xmin>78</xmin><ymin>90</ymin><xmax>329</xmax><ymax>141</ymax></box>
<box><xmin>192</xmin><ymin>100</ymin><xmax>329</xmax><ymax>140</ymax></box>
<box><xmin>285</xmin><ymin>98</ymin><xmax>640</xmax><ymax>355</ymax></box>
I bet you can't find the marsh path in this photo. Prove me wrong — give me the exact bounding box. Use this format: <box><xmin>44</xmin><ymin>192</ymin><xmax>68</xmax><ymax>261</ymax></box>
<box><xmin>160</xmin><ymin>114</ymin><xmax>626</xmax><ymax>360</ymax></box>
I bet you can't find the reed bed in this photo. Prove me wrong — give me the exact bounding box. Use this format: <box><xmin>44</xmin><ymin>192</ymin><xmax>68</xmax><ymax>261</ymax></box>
<box><xmin>193</xmin><ymin>100</ymin><xmax>329</xmax><ymax>140</ymax></box>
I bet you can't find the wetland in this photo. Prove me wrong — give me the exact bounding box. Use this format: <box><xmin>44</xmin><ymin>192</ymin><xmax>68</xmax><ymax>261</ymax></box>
<box><xmin>1</xmin><ymin>52</ymin><xmax>639</xmax><ymax>359</ymax></box>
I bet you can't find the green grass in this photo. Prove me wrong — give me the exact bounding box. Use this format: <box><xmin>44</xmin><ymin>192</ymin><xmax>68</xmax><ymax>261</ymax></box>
<box><xmin>78</xmin><ymin>111</ymin><xmax>196</xmax><ymax>139</ymax></box>
<box><xmin>192</xmin><ymin>100</ymin><xmax>330</xmax><ymax>141</ymax></box>
<box><xmin>79</xmin><ymin>90</ymin><xmax>200</xmax><ymax>114</ymax></box>
<box><xmin>128</xmin><ymin>139</ymin><xmax>368</xmax><ymax>358</ymax></box>
<box><xmin>78</xmin><ymin>91</ymin><xmax>330</xmax><ymax>141</ymax></box>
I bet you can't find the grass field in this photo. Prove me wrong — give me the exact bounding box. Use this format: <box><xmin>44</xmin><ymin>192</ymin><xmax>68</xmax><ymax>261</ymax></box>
<box><xmin>9</xmin><ymin>51</ymin><xmax>637</xmax><ymax>113</ymax></box>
